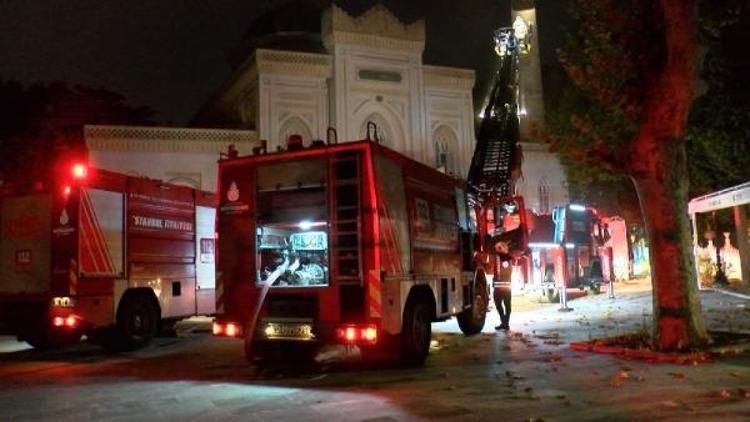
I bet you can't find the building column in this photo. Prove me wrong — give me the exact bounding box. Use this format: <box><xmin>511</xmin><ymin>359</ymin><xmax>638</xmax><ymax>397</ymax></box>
<box><xmin>733</xmin><ymin>205</ymin><xmax>750</xmax><ymax>286</ymax></box>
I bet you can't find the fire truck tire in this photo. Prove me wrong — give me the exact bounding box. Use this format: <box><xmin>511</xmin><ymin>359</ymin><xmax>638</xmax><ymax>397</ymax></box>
<box><xmin>105</xmin><ymin>295</ymin><xmax>158</xmax><ymax>352</ymax></box>
<box><xmin>457</xmin><ymin>283</ymin><xmax>488</xmax><ymax>336</ymax></box>
<box><xmin>400</xmin><ymin>298</ymin><xmax>431</xmax><ymax>366</ymax></box>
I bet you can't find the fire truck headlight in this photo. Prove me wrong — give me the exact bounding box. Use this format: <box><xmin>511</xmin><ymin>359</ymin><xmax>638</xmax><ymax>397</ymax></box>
<box><xmin>53</xmin><ymin>316</ymin><xmax>65</xmax><ymax>327</ymax></box>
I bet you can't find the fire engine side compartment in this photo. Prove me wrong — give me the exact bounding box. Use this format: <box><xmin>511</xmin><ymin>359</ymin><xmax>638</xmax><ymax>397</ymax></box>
<box><xmin>373</xmin><ymin>147</ymin><xmax>471</xmax><ymax>335</ymax></box>
<box><xmin>125</xmin><ymin>178</ymin><xmax>198</xmax><ymax>319</ymax></box>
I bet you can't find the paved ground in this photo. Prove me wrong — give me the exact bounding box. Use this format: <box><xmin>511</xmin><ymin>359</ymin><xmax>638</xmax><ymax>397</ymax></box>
<box><xmin>2</xmin><ymin>279</ymin><xmax>750</xmax><ymax>421</ymax></box>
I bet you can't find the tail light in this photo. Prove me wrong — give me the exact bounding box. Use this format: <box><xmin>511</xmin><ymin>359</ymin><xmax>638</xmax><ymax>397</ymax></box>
<box><xmin>213</xmin><ymin>321</ymin><xmax>242</xmax><ymax>338</ymax></box>
<box><xmin>225</xmin><ymin>323</ymin><xmax>239</xmax><ymax>337</ymax></box>
<box><xmin>336</xmin><ymin>324</ymin><xmax>378</xmax><ymax>345</ymax></box>
<box><xmin>72</xmin><ymin>163</ymin><xmax>87</xmax><ymax>179</ymax></box>
<box><xmin>52</xmin><ymin>314</ymin><xmax>79</xmax><ymax>329</ymax></box>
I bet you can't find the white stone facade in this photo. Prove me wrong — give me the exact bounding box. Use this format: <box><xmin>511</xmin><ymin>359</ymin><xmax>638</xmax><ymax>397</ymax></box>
<box><xmin>512</xmin><ymin>1</ymin><xmax>568</xmax><ymax>213</ymax></box>
<box><xmin>84</xmin><ymin>125</ymin><xmax>258</xmax><ymax>192</ymax></box>
<box><xmin>202</xmin><ymin>5</ymin><xmax>476</xmax><ymax>177</ymax></box>
<box><xmin>515</xmin><ymin>142</ymin><xmax>569</xmax><ymax>214</ymax></box>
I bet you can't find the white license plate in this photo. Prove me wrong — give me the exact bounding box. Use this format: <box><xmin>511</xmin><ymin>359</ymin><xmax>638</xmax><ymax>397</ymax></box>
<box><xmin>265</xmin><ymin>323</ymin><xmax>313</xmax><ymax>340</ymax></box>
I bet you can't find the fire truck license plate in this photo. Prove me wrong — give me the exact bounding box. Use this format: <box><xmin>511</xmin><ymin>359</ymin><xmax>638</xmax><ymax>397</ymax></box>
<box><xmin>268</xmin><ymin>323</ymin><xmax>313</xmax><ymax>340</ymax></box>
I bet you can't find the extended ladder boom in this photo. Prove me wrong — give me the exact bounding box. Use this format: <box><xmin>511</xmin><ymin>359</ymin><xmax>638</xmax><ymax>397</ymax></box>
<box><xmin>468</xmin><ymin>30</ymin><xmax>522</xmax><ymax>199</ymax></box>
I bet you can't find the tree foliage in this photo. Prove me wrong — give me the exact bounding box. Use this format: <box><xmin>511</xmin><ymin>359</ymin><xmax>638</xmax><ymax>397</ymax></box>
<box><xmin>544</xmin><ymin>0</ymin><xmax>666</xmax><ymax>221</ymax></box>
<box><xmin>686</xmin><ymin>1</ymin><xmax>750</xmax><ymax>195</ymax></box>
<box><xmin>0</xmin><ymin>80</ymin><xmax>154</xmax><ymax>183</ymax></box>
<box><xmin>547</xmin><ymin>0</ymin><xmax>712</xmax><ymax>350</ymax></box>
<box><xmin>548</xmin><ymin>0</ymin><xmax>750</xmax><ymax>209</ymax></box>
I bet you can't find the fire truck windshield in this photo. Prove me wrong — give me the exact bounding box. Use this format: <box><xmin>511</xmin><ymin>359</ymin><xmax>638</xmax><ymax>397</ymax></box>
<box><xmin>255</xmin><ymin>160</ymin><xmax>329</xmax><ymax>288</ymax></box>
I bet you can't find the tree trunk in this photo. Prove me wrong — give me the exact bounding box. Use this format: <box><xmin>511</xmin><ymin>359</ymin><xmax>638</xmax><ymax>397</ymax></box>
<box><xmin>631</xmin><ymin>142</ymin><xmax>708</xmax><ymax>350</ymax></box>
<box><xmin>628</xmin><ymin>0</ymin><xmax>708</xmax><ymax>350</ymax></box>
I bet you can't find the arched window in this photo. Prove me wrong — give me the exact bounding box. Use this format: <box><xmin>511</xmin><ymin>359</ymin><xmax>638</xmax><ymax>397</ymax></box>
<box><xmin>359</xmin><ymin>113</ymin><xmax>392</xmax><ymax>147</ymax></box>
<box><xmin>538</xmin><ymin>177</ymin><xmax>550</xmax><ymax>214</ymax></box>
<box><xmin>433</xmin><ymin>125</ymin><xmax>460</xmax><ymax>175</ymax></box>
<box><xmin>278</xmin><ymin>115</ymin><xmax>313</xmax><ymax>148</ymax></box>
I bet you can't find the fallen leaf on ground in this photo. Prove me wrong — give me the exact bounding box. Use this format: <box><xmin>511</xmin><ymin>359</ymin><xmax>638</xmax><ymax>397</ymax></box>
<box><xmin>719</xmin><ymin>389</ymin><xmax>731</xmax><ymax>399</ymax></box>
<box><xmin>610</xmin><ymin>371</ymin><xmax>629</xmax><ymax>387</ymax></box>
<box><xmin>661</xmin><ymin>400</ymin><xmax>679</xmax><ymax>408</ymax></box>
<box><xmin>668</xmin><ymin>372</ymin><xmax>686</xmax><ymax>379</ymax></box>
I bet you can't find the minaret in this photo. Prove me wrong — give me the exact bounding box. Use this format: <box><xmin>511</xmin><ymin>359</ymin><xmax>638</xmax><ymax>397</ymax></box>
<box><xmin>512</xmin><ymin>0</ymin><xmax>544</xmax><ymax>139</ymax></box>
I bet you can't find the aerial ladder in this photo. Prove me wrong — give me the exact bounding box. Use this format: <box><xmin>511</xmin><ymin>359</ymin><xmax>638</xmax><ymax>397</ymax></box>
<box><xmin>468</xmin><ymin>21</ymin><xmax>532</xmax><ymax>284</ymax></box>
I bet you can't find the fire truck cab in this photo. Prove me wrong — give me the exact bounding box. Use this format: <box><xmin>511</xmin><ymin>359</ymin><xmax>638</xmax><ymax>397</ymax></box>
<box><xmin>0</xmin><ymin>161</ymin><xmax>216</xmax><ymax>351</ymax></box>
<box><xmin>213</xmin><ymin>139</ymin><xmax>488</xmax><ymax>365</ymax></box>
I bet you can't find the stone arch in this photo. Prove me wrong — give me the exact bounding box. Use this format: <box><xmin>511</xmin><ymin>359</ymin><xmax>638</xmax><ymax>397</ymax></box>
<box><xmin>433</xmin><ymin>125</ymin><xmax>461</xmax><ymax>175</ymax></box>
<box><xmin>354</xmin><ymin>101</ymin><xmax>405</xmax><ymax>151</ymax></box>
<box><xmin>359</xmin><ymin>112</ymin><xmax>393</xmax><ymax>146</ymax></box>
<box><xmin>278</xmin><ymin>115</ymin><xmax>313</xmax><ymax>147</ymax></box>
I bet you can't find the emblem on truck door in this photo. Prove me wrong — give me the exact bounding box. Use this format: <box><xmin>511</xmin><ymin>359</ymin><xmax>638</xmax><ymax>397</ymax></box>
<box><xmin>60</xmin><ymin>208</ymin><xmax>69</xmax><ymax>225</ymax></box>
<box><xmin>227</xmin><ymin>181</ymin><xmax>240</xmax><ymax>202</ymax></box>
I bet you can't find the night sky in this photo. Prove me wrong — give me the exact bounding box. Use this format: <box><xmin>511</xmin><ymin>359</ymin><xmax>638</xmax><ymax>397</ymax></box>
<box><xmin>0</xmin><ymin>1</ymin><xmax>567</xmax><ymax>125</ymax></box>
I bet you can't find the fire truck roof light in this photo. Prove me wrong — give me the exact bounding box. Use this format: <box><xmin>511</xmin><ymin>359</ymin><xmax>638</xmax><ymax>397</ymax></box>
<box><xmin>72</xmin><ymin>163</ymin><xmax>87</xmax><ymax>179</ymax></box>
<box><xmin>568</xmin><ymin>204</ymin><xmax>586</xmax><ymax>212</ymax></box>
<box><xmin>298</xmin><ymin>220</ymin><xmax>313</xmax><ymax>230</ymax></box>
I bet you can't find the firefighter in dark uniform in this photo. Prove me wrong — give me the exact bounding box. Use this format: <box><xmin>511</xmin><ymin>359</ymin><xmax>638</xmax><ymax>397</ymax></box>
<box><xmin>492</xmin><ymin>203</ymin><xmax>523</xmax><ymax>331</ymax></box>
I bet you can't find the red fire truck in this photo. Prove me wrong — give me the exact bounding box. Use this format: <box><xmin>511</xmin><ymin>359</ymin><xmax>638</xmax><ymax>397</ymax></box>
<box><xmin>527</xmin><ymin>204</ymin><xmax>613</xmax><ymax>302</ymax></box>
<box><xmin>213</xmin><ymin>139</ymin><xmax>489</xmax><ymax>365</ymax></box>
<box><xmin>0</xmin><ymin>161</ymin><xmax>216</xmax><ymax>351</ymax></box>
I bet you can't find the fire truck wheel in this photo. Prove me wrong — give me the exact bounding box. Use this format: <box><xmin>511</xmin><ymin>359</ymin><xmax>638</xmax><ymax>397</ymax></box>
<box><xmin>108</xmin><ymin>296</ymin><xmax>158</xmax><ymax>351</ymax></box>
<box><xmin>457</xmin><ymin>285</ymin><xmax>488</xmax><ymax>336</ymax></box>
<box><xmin>400</xmin><ymin>298</ymin><xmax>431</xmax><ymax>366</ymax></box>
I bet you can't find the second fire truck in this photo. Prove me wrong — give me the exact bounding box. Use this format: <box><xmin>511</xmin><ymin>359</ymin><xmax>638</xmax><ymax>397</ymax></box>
<box><xmin>0</xmin><ymin>160</ymin><xmax>216</xmax><ymax>351</ymax></box>
<box><xmin>213</xmin><ymin>138</ymin><xmax>489</xmax><ymax>365</ymax></box>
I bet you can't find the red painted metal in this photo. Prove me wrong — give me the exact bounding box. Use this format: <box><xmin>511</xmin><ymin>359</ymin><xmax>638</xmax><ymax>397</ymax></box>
<box><xmin>1</xmin><ymin>161</ymin><xmax>214</xmax><ymax>338</ymax></box>
<box><xmin>215</xmin><ymin>140</ymin><xmax>468</xmax><ymax>348</ymax></box>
